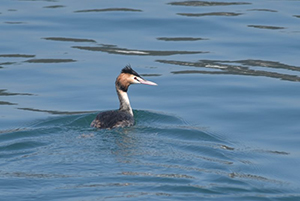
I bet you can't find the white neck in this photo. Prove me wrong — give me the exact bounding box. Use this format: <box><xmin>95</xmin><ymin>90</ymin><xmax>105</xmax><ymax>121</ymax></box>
<box><xmin>116</xmin><ymin>88</ymin><xmax>133</xmax><ymax>116</ymax></box>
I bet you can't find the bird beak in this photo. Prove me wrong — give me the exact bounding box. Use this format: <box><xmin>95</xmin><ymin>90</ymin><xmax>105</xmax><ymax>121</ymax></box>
<box><xmin>139</xmin><ymin>79</ymin><xmax>157</xmax><ymax>86</ymax></box>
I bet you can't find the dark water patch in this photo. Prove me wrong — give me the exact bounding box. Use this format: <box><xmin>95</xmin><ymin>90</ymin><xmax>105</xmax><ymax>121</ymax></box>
<box><xmin>248</xmin><ymin>25</ymin><xmax>285</xmax><ymax>30</ymax></box>
<box><xmin>254</xmin><ymin>149</ymin><xmax>290</xmax><ymax>156</ymax></box>
<box><xmin>178</xmin><ymin>12</ymin><xmax>242</xmax><ymax>17</ymax></box>
<box><xmin>156</xmin><ymin>59</ymin><xmax>300</xmax><ymax>82</ymax></box>
<box><xmin>157</xmin><ymin>37</ymin><xmax>208</xmax><ymax>41</ymax></box>
<box><xmin>4</xmin><ymin>22</ymin><xmax>26</xmax><ymax>24</ymax></box>
<box><xmin>18</xmin><ymin>107</ymin><xmax>94</xmax><ymax>115</ymax></box>
<box><xmin>73</xmin><ymin>45</ymin><xmax>207</xmax><ymax>56</ymax></box>
<box><xmin>0</xmin><ymin>62</ymin><xmax>16</xmax><ymax>66</ymax></box>
<box><xmin>294</xmin><ymin>15</ymin><xmax>300</xmax><ymax>18</ymax></box>
<box><xmin>0</xmin><ymin>54</ymin><xmax>35</xmax><ymax>58</ymax></box>
<box><xmin>43</xmin><ymin>5</ymin><xmax>65</xmax><ymax>9</ymax></box>
<box><xmin>168</xmin><ymin>1</ymin><xmax>251</xmax><ymax>6</ymax></box>
<box><xmin>0</xmin><ymin>89</ymin><xmax>33</xmax><ymax>96</ymax></box>
<box><xmin>74</xmin><ymin>8</ymin><xmax>142</xmax><ymax>13</ymax></box>
<box><xmin>18</xmin><ymin>0</ymin><xmax>54</xmax><ymax>1</ymax></box>
<box><xmin>43</xmin><ymin>37</ymin><xmax>96</xmax><ymax>43</ymax></box>
<box><xmin>140</xmin><ymin>73</ymin><xmax>162</xmax><ymax>77</ymax></box>
<box><xmin>25</xmin><ymin>58</ymin><xmax>76</xmax><ymax>63</ymax></box>
<box><xmin>0</xmin><ymin>101</ymin><xmax>17</xmax><ymax>105</ymax></box>
<box><xmin>247</xmin><ymin>9</ymin><xmax>277</xmax><ymax>12</ymax></box>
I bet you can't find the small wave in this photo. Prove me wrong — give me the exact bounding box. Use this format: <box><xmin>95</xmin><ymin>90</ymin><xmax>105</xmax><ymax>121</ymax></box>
<box><xmin>0</xmin><ymin>110</ymin><xmax>290</xmax><ymax>199</ymax></box>
<box><xmin>168</xmin><ymin>1</ymin><xmax>251</xmax><ymax>7</ymax></box>
<box><xmin>178</xmin><ymin>12</ymin><xmax>242</xmax><ymax>17</ymax></box>
<box><xmin>25</xmin><ymin>59</ymin><xmax>76</xmax><ymax>63</ymax></box>
<box><xmin>73</xmin><ymin>45</ymin><xmax>207</xmax><ymax>56</ymax></box>
<box><xmin>74</xmin><ymin>8</ymin><xmax>142</xmax><ymax>13</ymax></box>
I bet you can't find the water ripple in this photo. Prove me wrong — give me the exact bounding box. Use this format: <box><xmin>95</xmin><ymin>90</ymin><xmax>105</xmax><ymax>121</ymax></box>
<box><xmin>73</xmin><ymin>45</ymin><xmax>207</xmax><ymax>56</ymax></box>
<box><xmin>178</xmin><ymin>12</ymin><xmax>242</xmax><ymax>17</ymax></box>
<box><xmin>25</xmin><ymin>58</ymin><xmax>76</xmax><ymax>63</ymax></box>
<box><xmin>74</xmin><ymin>8</ymin><xmax>142</xmax><ymax>13</ymax></box>
<box><xmin>248</xmin><ymin>25</ymin><xmax>285</xmax><ymax>30</ymax></box>
<box><xmin>156</xmin><ymin>59</ymin><xmax>300</xmax><ymax>82</ymax></box>
<box><xmin>157</xmin><ymin>37</ymin><xmax>208</xmax><ymax>41</ymax></box>
<box><xmin>43</xmin><ymin>37</ymin><xmax>96</xmax><ymax>43</ymax></box>
<box><xmin>0</xmin><ymin>110</ymin><xmax>293</xmax><ymax>200</ymax></box>
<box><xmin>168</xmin><ymin>1</ymin><xmax>251</xmax><ymax>7</ymax></box>
<box><xmin>0</xmin><ymin>54</ymin><xmax>35</xmax><ymax>58</ymax></box>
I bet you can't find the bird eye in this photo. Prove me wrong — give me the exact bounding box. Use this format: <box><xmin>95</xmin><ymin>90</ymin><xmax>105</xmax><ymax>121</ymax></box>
<box><xmin>134</xmin><ymin>77</ymin><xmax>138</xmax><ymax>81</ymax></box>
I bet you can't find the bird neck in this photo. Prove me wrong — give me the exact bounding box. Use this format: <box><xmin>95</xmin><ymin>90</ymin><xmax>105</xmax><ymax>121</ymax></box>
<box><xmin>116</xmin><ymin>87</ymin><xmax>133</xmax><ymax>116</ymax></box>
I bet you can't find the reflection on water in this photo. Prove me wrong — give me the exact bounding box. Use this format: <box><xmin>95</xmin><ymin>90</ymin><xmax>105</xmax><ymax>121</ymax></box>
<box><xmin>43</xmin><ymin>5</ymin><xmax>65</xmax><ymax>9</ymax></box>
<box><xmin>43</xmin><ymin>37</ymin><xmax>96</xmax><ymax>43</ymax></box>
<box><xmin>25</xmin><ymin>58</ymin><xmax>76</xmax><ymax>63</ymax></box>
<box><xmin>248</xmin><ymin>25</ymin><xmax>285</xmax><ymax>30</ymax></box>
<box><xmin>0</xmin><ymin>101</ymin><xmax>16</xmax><ymax>105</ymax></box>
<box><xmin>168</xmin><ymin>1</ymin><xmax>251</xmax><ymax>6</ymax></box>
<box><xmin>4</xmin><ymin>21</ymin><xmax>26</xmax><ymax>24</ymax></box>
<box><xmin>18</xmin><ymin>107</ymin><xmax>95</xmax><ymax>115</ymax></box>
<box><xmin>157</xmin><ymin>37</ymin><xmax>208</xmax><ymax>41</ymax></box>
<box><xmin>247</xmin><ymin>9</ymin><xmax>277</xmax><ymax>12</ymax></box>
<box><xmin>0</xmin><ymin>89</ymin><xmax>32</xmax><ymax>106</ymax></box>
<box><xmin>73</xmin><ymin>44</ymin><xmax>207</xmax><ymax>56</ymax></box>
<box><xmin>178</xmin><ymin>12</ymin><xmax>242</xmax><ymax>17</ymax></box>
<box><xmin>74</xmin><ymin>8</ymin><xmax>143</xmax><ymax>13</ymax></box>
<box><xmin>0</xmin><ymin>54</ymin><xmax>35</xmax><ymax>58</ymax></box>
<box><xmin>0</xmin><ymin>62</ymin><xmax>16</xmax><ymax>66</ymax></box>
<box><xmin>0</xmin><ymin>89</ymin><xmax>33</xmax><ymax>96</ymax></box>
<box><xmin>157</xmin><ymin>59</ymin><xmax>300</xmax><ymax>82</ymax></box>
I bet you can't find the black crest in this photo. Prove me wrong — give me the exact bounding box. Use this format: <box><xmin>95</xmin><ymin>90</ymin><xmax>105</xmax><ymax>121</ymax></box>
<box><xmin>121</xmin><ymin>65</ymin><xmax>141</xmax><ymax>77</ymax></box>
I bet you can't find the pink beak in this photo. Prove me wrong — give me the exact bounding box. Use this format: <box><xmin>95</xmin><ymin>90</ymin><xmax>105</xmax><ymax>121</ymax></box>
<box><xmin>139</xmin><ymin>79</ymin><xmax>157</xmax><ymax>86</ymax></box>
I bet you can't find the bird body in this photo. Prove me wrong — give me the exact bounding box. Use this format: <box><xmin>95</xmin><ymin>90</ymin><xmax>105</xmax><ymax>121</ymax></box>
<box><xmin>91</xmin><ymin>66</ymin><xmax>157</xmax><ymax>129</ymax></box>
<box><xmin>91</xmin><ymin>110</ymin><xmax>134</xmax><ymax>129</ymax></box>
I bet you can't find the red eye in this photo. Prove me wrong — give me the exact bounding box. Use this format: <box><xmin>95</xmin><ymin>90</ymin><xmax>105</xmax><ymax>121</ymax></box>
<box><xmin>134</xmin><ymin>77</ymin><xmax>138</xmax><ymax>81</ymax></box>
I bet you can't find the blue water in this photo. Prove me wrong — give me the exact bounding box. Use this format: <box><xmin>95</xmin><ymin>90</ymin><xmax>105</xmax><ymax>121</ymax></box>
<box><xmin>1</xmin><ymin>0</ymin><xmax>300</xmax><ymax>200</ymax></box>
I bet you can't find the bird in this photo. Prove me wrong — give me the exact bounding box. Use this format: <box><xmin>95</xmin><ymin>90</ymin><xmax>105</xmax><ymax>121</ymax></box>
<box><xmin>91</xmin><ymin>65</ymin><xmax>157</xmax><ymax>129</ymax></box>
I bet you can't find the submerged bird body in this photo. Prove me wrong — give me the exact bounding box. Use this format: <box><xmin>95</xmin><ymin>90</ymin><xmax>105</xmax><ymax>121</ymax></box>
<box><xmin>91</xmin><ymin>66</ymin><xmax>157</xmax><ymax>129</ymax></box>
<box><xmin>91</xmin><ymin>110</ymin><xmax>134</xmax><ymax>129</ymax></box>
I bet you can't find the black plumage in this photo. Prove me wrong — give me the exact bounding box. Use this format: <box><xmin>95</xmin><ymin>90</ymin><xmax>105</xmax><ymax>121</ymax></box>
<box><xmin>91</xmin><ymin>110</ymin><xmax>134</xmax><ymax>129</ymax></box>
<box><xmin>121</xmin><ymin>65</ymin><xmax>141</xmax><ymax>77</ymax></box>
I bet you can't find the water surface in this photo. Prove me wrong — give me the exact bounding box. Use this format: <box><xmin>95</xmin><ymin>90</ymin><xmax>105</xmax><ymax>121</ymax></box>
<box><xmin>1</xmin><ymin>0</ymin><xmax>300</xmax><ymax>200</ymax></box>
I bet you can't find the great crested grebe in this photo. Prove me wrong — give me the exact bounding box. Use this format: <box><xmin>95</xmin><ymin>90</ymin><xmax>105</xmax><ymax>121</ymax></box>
<box><xmin>91</xmin><ymin>65</ymin><xmax>157</xmax><ymax>129</ymax></box>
